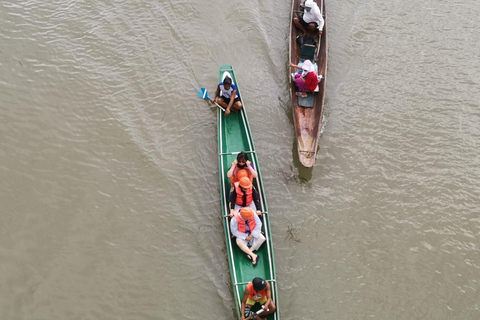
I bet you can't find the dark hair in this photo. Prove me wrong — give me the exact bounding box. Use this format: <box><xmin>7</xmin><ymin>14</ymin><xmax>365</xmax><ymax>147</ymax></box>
<box><xmin>237</xmin><ymin>152</ymin><xmax>248</xmax><ymax>162</ymax></box>
<box><xmin>223</xmin><ymin>76</ymin><xmax>232</xmax><ymax>85</ymax></box>
<box><xmin>236</xmin><ymin>152</ymin><xmax>248</xmax><ymax>168</ymax></box>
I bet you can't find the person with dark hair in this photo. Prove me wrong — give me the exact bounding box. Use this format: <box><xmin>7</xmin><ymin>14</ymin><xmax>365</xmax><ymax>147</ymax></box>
<box><xmin>211</xmin><ymin>76</ymin><xmax>243</xmax><ymax>116</ymax></box>
<box><xmin>241</xmin><ymin>277</ymin><xmax>276</xmax><ymax>320</ymax></box>
<box><xmin>227</xmin><ymin>152</ymin><xmax>258</xmax><ymax>186</ymax></box>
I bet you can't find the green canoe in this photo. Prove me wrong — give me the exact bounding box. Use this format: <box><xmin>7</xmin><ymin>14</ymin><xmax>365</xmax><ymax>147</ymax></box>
<box><xmin>217</xmin><ymin>65</ymin><xmax>279</xmax><ymax>320</ymax></box>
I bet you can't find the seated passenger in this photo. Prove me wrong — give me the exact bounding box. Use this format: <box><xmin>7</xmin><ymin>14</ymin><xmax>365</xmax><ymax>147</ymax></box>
<box><xmin>227</xmin><ymin>152</ymin><xmax>258</xmax><ymax>185</ymax></box>
<box><xmin>289</xmin><ymin>59</ymin><xmax>318</xmax><ymax>98</ymax></box>
<box><xmin>230</xmin><ymin>208</ymin><xmax>265</xmax><ymax>266</ymax></box>
<box><xmin>229</xmin><ymin>177</ymin><xmax>262</xmax><ymax>217</ymax></box>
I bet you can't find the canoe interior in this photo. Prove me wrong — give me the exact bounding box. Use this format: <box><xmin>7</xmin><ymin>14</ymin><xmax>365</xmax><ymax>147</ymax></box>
<box><xmin>289</xmin><ymin>0</ymin><xmax>328</xmax><ymax>167</ymax></box>
<box><xmin>217</xmin><ymin>64</ymin><xmax>279</xmax><ymax>320</ymax></box>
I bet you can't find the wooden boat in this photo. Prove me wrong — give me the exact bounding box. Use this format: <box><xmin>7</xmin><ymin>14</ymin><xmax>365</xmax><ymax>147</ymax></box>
<box><xmin>217</xmin><ymin>65</ymin><xmax>279</xmax><ymax>320</ymax></box>
<box><xmin>289</xmin><ymin>0</ymin><xmax>328</xmax><ymax>167</ymax></box>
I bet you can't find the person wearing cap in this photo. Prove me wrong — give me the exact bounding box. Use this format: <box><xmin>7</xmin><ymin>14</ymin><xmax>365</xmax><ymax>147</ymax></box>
<box><xmin>211</xmin><ymin>76</ymin><xmax>243</xmax><ymax>116</ymax></box>
<box><xmin>289</xmin><ymin>59</ymin><xmax>318</xmax><ymax>97</ymax></box>
<box><xmin>229</xmin><ymin>177</ymin><xmax>262</xmax><ymax>217</ymax></box>
<box><xmin>227</xmin><ymin>152</ymin><xmax>258</xmax><ymax>186</ymax></box>
<box><xmin>241</xmin><ymin>277</ymin><xmax>276</xmax><ymax>320</ymax></box>
<box><xmin>230</xmin><ymin>208</ymin><xmax>265</xmax><ymax>266</ymax></box>
<box><xmin>293</xmin><ymin>0</ymin><xmax>324</xmax><ymax>36</ymax></box>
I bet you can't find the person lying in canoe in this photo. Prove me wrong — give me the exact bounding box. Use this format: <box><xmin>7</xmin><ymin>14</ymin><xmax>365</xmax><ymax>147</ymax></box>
<box><xmin>289</xmin><ymin>59</ymin><xmax>318</xmax><ymax>98</ymax></box>
<box><xmin>210</xmin><ymin>76</ymin><xmax>243</xmax><ymax>116</ymax></box>
<box><xmin>241</xmin><ymin>277</ymin><xmax>276</xmax><ymax>320</ymax></box>
<box><xmin>229</xmin><ymin>177</ymin><xmax>262</xmax><ymax>217</ymax></box>
<box><xmin>293</xmin><ymin>0</ymin><xmax>324</xmax><ymax>36</ymax></box>
<box><xmin>227</xmin><ymin>152</ymin><xmax>258</xmax><ymax>186</ymax></box>
<box><xmin>230</xmin><ymin>208</ymin><xmax>265</xmax><ymax>267</ymax></box>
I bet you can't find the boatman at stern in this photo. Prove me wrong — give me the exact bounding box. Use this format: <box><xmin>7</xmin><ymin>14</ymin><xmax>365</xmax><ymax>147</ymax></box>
<box><xmin>211</xmin><ymin>76</ymin><xmax>242</xmax><ymax>116</ymax></box>
<box><xmin>293</xmin><ymin>0</ymin><xmax>324</xmax><ymax>36</ymax></box>
<box><xmin>241</xmin><ymin>277</ymin><xmax>276</xmax><ymax>320</ymax></box>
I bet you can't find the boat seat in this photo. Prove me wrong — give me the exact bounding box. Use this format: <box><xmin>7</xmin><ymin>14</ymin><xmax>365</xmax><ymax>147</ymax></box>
<box><xmin>300</xmin><ymin>44</ymin><xmax>316</xmax><ymax>60</ymax></box>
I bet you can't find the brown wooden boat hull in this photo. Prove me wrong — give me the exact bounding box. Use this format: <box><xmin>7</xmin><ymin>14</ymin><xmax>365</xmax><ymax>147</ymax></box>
<box><xmin>289</xmin><ymin>0</ymin><xmax>327</xmax><ymax>167</ymax></box>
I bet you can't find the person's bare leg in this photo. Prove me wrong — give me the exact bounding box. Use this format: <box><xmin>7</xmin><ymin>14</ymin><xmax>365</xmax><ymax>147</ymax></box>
<box><xmin>231</xmin><ymin>101</ymin><xmax>243</xmax><ymax>113</ymax></box>
<box><xmin>217</xmin><ymin>98</ymin><xmax>228</xmax><ymax>109</ymax></box>
<box><xmin>258</xmin><ymin>301</ymin><xmax>276</xmax><ymax>318</ymax></box>
<box><xmin>306</xmin><ymin>23</ymin><xmax>317</xmax><ymax>37</ymax></box>
<box><xmin>293</xmin><ymin>17</ymin><xmax>307</xmax><ymax>34</ymax></box>
<box><xmin>236</xmin><ymin>240</ymin><xmax>257</xmax><ymax>262</ymax></box>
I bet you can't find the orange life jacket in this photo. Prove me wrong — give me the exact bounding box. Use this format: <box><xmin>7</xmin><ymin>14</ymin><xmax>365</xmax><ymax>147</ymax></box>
<box><xmin>234</xmin><ymin>182</ymin><xmax>253</xmax><ymax>206</ymax></box>
<box><xmin>235</xmin><ymin>212</ymin><xmax>256</xmax><ymax>233</ymax></box>
<box><xmin>246</xmin><ymin>282</ymin><xmax>267</xmax><ymax>302</ymax></box>
<box><xmin>230</xmin><ymin>166</ymin><xmax>254</xmax><ymax>185</ymax></box>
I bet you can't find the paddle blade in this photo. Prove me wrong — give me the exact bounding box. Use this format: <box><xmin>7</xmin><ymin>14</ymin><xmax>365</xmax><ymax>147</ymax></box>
<box><xmin>197</xmin><ymin>88</ymin><xmax>210</xmax><ymax>100</ymax></box>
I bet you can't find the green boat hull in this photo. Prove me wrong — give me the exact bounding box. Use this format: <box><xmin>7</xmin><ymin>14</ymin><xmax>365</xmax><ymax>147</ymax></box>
<box><xmin>217</xmin><ymin>65</ymin><xmax>279</xmax><ymax>320</ymax></box>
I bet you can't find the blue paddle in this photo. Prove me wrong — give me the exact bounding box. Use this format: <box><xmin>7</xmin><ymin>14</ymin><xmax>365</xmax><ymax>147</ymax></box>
<box><xmin>197</xmin><ymin>88</ymin><xmax>225</xmax><ymax>111</ymax></box>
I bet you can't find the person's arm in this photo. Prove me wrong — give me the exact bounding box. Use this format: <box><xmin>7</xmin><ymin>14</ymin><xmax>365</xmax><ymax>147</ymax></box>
<box><xmin>226</xmin><ymin>89</ymin><xmax>237</xmax><ymax>112</ymax></box>
<box><xmin>264</xmin><ymin>283</ymin><xmax>273</xmax><ymax>311</ymax></box>
<box><xmin>246</xmin><ymin>161</ymin><xmax>258</xmax><ymax>179</ymax></box>
<box><xmin>227</xmin><ymin>160</ymin><xmax>237</xmax><ymax>178</ymax></box>
<box><xmin>251</xmin><ymin>212</ymin><xmax>263</xmax><ymax>238</ymax></box>
<box><xmin>252</xmin><ymin>188</ymin><xmax>261</xmax><ymax>215</ymax></box>
<box><xmin>229</xmin><ymin>189</ymin><xmax>237</xmax><ymax>216</ymax></box>
<box><xmin>315</xmin><ymin>7</ymin><xmax>324</xmax><ymax>32</ymax></box>
<box><xmin>240</xmin><ymin>287</ymin><xmax>250</xmax><ymax>320</ymax></box>
<box><xmin>230</xmin><ymin>217</ymin><xmax>246</xmax><ymax>240</ymax></box>
<box><xmin>289</xmin><ymin>62</ymin><xmax>302</xmax><ymax>69</ymax></box>
<box><xmin>211</xmin><ymin>84</ymin><xmax>221</xmax><ymax>103</ymax></box>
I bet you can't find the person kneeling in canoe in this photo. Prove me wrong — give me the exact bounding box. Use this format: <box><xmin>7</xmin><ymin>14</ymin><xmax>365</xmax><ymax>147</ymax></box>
<box><xmin>227</xmin><ymin>152</ymin><xmax>258</xmax><ymax>186</ymax></box>
<box><xmin>289</xmin><ymin>59</ymin><xmax>318</xmax><ymax>98</ymax></box>
<box><xmin>211</xmin><ymin>76</ymin><xmax>243</xmax><ymax>116</ymax></box>
<box><xmin>241</xmin><ymin>277</ymin><xmax>276</xmax><ymax>320</ymax></box>
<box><xmin>230</xmin><ymin>208</ymin><xmax>265</xmax><ymax>267</ymax></box>
<box><xmin>229</xmin><ymin>177</ymin><xmax>262</xmax><ymax>217</ymax></box>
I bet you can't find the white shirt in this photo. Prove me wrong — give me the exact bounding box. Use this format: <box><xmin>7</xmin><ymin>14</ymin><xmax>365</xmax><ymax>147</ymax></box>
<box><xmin>303</xmin><ymin>3</ymin><xmax>324</xmax><ymax>31</ymax></box>
<box><xmin>230</xmin><ymin>213</ymin><xmax>262</xmax><ymax>240</ymax></box>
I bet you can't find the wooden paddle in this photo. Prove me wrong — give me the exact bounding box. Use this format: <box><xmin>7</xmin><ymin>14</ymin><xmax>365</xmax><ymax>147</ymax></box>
<box><xmin>197</xmin><ymin>88</ymin><xmax>225</xmax><ymax>111</ymax></box>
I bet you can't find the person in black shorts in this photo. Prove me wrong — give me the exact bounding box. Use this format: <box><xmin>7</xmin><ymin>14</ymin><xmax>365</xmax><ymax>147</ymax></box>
<box><xmin>211</xmin><ymin>76</ymin><xmax>243</xmax><ymax>116</ymax></box>
<box><xmin>293</xmin><ymin>0</ymin><xmax>324</xmax><ymax>36</ymax></box>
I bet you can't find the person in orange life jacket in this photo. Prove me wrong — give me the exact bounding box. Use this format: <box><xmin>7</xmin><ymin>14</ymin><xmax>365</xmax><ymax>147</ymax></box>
<box><xmin>241</xmin><ymin>277</ymin><xmax>276</xmax><ymax>320</ymax></box>
<box><xmin>229</xmin><ymin>177</ymin><xmax>262</xmax><ymax>218</ymax></box>
<box><xmin>230</xmin><ymin>208</ymin><xmax>265</xmax><ymax>267</ymax></box>
<box><xmin>227</xmin><ymin>152</ymin><xmax>258</xmax><ymax>186</ymax></box>
<box><xmin>289</xmin><ymin>59</ymin><xmax>318</xmax><ymax>98</ymax></box>
<box><xmin>211</xmin><ymin>76</ymin><xmax>242</xmax><ymax>116</ymax></box>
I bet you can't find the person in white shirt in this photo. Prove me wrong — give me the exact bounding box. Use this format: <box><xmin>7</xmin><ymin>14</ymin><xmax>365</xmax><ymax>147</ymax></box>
<box><xmin>293</xmin><ymin>0</ymin><xmax>324</xmax><ymax>36</ymax></box>
<box><xmin>230</xmin><ymin>207</ymin><xmax>265</xmax><ymax>266</ymax></box>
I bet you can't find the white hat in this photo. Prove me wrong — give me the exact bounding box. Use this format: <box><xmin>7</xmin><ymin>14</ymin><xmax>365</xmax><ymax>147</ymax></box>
<box><xmin>302</xmin><ymin>60</ymin><xmax>312</xmax><ymax>71</ymax></box>
<box><xmin>304</xmin><ymin>0</ymin><xmax>314</xmax><ymax>8</ymax></box>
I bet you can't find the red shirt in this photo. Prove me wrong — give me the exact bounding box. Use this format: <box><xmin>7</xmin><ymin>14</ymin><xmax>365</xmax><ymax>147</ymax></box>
<box><xmin>305</xmin><ymin>71</ymin><xmax>318</xmax><ymax>91</ymax></box>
